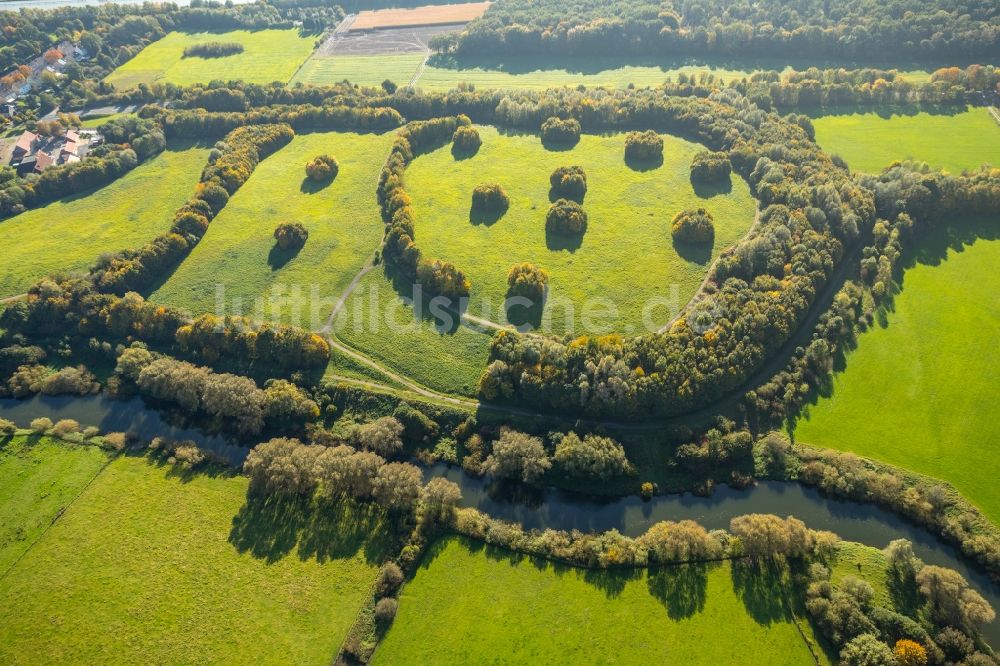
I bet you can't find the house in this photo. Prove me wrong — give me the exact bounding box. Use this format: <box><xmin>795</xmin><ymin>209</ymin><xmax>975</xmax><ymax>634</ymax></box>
<box><xmin>64</xmin><ymin>130</ymin><xmax>79</xmax><ymax>143</ymax></box>
<box><xmin>59</xmin><ymin>140</ymin><xmax>77</xmax><ymax>163</ymax></box>
<box><xmin>33</xmin><ymin>150</ymin><xmax>54</xmax><ymax>172</ymax></box>
<box><xmin>12</xmin><ymin>130</ymin><xmax>37</xmax><ymax>158</ymax></box>
<box><xmin>15</xmin><ymin>155</ymin><xmax>36</xmax><ymax>175</ymax></box>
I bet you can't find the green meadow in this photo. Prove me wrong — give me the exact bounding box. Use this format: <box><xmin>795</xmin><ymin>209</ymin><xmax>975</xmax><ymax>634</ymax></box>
<box><xmin>812</xmin><ymin>107</ymin><xmax>1000</xmax><ymax>173</ymax></box>
<box><xmin>104</xmin><ymin>30</ymin><xmax>316</xmax><ymax>89</ymax></box>
<box><xmin>404</xmin><ymin>126</ymin><xmax>757</xmax><ymax>335</ymax></box>
<box><xmin>0</xmin><ymin>435</ymin><xmax>109</xmax><ymax>574</ymax></box>
<box><xmin>152</xmin><ymin>131</ymin><xmax>394</xmax><ymax>323</ymax></box>
<box><xmin>0</xmin><ymin>453</ymin><xmax>391</xmax><ymax>665</ymax></box>
<box><xmin>293</xmin><ymin>53</ymin><xmax>425</xmax><ymax>88</ymax></box>
<box><xmin>0</xmin><ymin>145</ymin><xmax>208</xmax><ymax>298</ymax></box>
<box><xmin>795</xmin><ymin>230</ymin><xmax>1000</xmax><ymax>524</ymax></box>
<box><xmin>374</xmin><ymin>536</ymin><xmax>824</xmax><ymax>665</ymax></box>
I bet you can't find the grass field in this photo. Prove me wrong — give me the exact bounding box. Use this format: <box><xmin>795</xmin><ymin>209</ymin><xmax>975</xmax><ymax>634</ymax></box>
<box><xmin>0</xmin><ymin>454</ymin><xmax>392</xmax><ymax>664</ymax></box>
<box><xmin>104</xmin><ymin>30</ymin><xmax>316</xmax><ymax>89</ymax></box>
<box><xmin>795</xmin><ymin>229</ymin><xmax>1000</xmax><ymax>524</ymax></box>
<box><xmin>374</xmin><ymin>536</ymin><xmax>823</xmax><ymax>664</ymax></box>
<box><xmin>151</xmin><ymin>131</ymin><xmax>394</xmax><ymax>324</ymax></box>
<box><xmin>333</xmin><ymin>269</ymin><xmax>494</xmax><ymax>396</ymax></box>
<box><xmin>812</xmin><ymin>107</ymin><xmax>1000</xmax><ymax>173</ymax></box>
<box><xmin>0</xmin><ymin>145</ymin><xmax>208</xmax><ymax>298</ymax></box>
<box><xmin>0</xmin><ymin>436</ymin><xmax>109</xmax><ymax>575</ymax></box>
<box><xmin>292</xmin><ymin>54</ymin><xmax>425</xmax><ymax>88</ymax></box>
<box><xmin>404</xmin><ymin>126</ymin><xmax>757</xmax><ymax>335</ymax></box>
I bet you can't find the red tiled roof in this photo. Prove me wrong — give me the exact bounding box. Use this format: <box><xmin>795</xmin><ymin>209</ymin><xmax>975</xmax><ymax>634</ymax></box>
<box><xmin>61</xmin><ymin>140</ymin><xmax>77</xmax><ymax>155</ymax></box>
<box><xmin>64</xmin><ymin>130</ymin><xmax>79</xmax><ymax>143</ymax></box>
<box><xmin>14</xmin><ymin>130</ymin><xmax>36</xmax><ymax>152</ymax></box>
<box><xmin>34</xmin><ymin>151</ymin><xmax>54</xmax><ymax>171</ymax></box>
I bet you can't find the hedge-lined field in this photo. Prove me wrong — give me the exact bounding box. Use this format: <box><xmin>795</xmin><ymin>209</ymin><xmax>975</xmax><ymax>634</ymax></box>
<box><xmin>796</xmin><ymin>231</ymin><xmax>1000</xmax><ymax>523</ymax></box>
<box><xmin>0</xmin><ymin>435</ymin><xmax>109</xmax><ymax>574</ymax></box>
<box><xmin>0</xmin><ymin>454</ymin><xmax>391</xmax><ymax>664</ymax></box>
<box><xmin>374</xmin><ymin>536</ymin><xmax>823</xmax><ymax>664</ymax></box>
<box><xmin>404</xmin><ymin>126</ymin><xmax>757</xmax><ymax>335</ymax></box>
<box><xmin>0</xmin><ymin>145</ymin><xmax>209</xmax><ymax>298</ymax></box>
<box><xmin>293</xmin><ymin>54</ymin><xmax>425</xmax><ymax>88</ymax></box>
<box><xmin>151</xmin><ymin>131</ymin><xmax>394</xmax><ymax>324</ymax></box>
<box><xmin>105</xmin><ymin>30</ymin><xmax>315</xmax><ymax>88</ymax></box>
<box><xmin>812</xmin><ymin>108</ymin><xmax>1000</xmax><ymax>173</ymax></box>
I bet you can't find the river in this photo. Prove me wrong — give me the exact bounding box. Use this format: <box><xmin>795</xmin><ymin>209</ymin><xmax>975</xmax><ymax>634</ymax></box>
<box><xmin>0</xmin><ymin>0</ymin><xmax>255</xmax><ymax>9</ymax></box>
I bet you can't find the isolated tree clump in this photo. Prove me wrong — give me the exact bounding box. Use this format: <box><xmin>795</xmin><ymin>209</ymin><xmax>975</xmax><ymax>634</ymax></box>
<box><xmin>624</xmin><ymin>130</ymin><xmax>664</xmax><ymax>162</ymax></box>
<box><xmin>546</xmin><ymin>199</ymin><xmax>588</xmax><ymax>235</ymax></box>
<box><xmin>471</xmin><ymin>183</ymin><xmax>509</xmax><ymax>213</ymax></box>
<box><xmin>354</xmin><ymin>416</ymin><xmax>405</xmax><ymax>457</ymax></box>
<box><xmin>506</xmin><ymin>262</ymin><xmax>549</xmax><ymax>304</ymax></box>
<box><xmin>452</xmin><ymin>125</ymin><xmax>482</xmax><ymax>153</ymax></box>
<box><xmin>553</xmin><ymin>432</ymin><xmax>633</xmax><ymax>479</ymax></box>
<box><xmin>305</xmin><ymin>154</ymin><xmax>339</xmax><ymax>182</ymax></box>
<box><xmin>274</xmin><ymin>222</ymin><xmax>309</xmax><ymax>250</ymax></box>
<box><xmin>483</xmin><ymin>429</ymin><xmax>551</xmax><ymax>484</ymax></box>
<box><xmin>182</xmin><ymin>41</ymin><xmax>244</xmax><ymax>58</ymax></box>
<box><xmin>671</xmin><ymin>208</ymin><xmax>715</xmax><ymax>244</ymax></box>
<box><xmin>690</xmin><ymin>150</ymin><xmax>732</xmax><ymax>182</ymax></box>
<box><xmin>540</xmin><ymin>116</ymin><xmax>581</xmax><ymax>145</ymax></box>
<box><xmin>549</xmin><ymin>165</ymin><xmax>587</xmax><ymax>202</ymax></box>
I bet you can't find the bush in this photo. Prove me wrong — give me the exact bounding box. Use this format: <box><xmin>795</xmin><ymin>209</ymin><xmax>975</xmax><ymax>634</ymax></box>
<box><xmin>690</xmin><ymin>150</ymin><xmax>732</xmax><ymax>182</ymax></box>
<box><xmin>540</xmin><ymin>117</ymin><xmax>581</xmax><ymax>145</ymax></box>
<box><xmin>101</xmin><ymin>432</ymin><xmax>128</xmax><ymax>451</ymax></box>
<box><xmin>375</xmin><ymin>562</ymin><xmax>404</xmax><ymax>596</ymax></box>
<box><xmin>545</xmin><ymin>199</ymin><xmax>588</xmax><ymax>235</ymax></box>
<box><xmin>374</xmin><ymin>597</ymin><xmax>398</xmax><ymax>625</ymax></box>
<box><xmin>50</xmin><ymin>419</ymin><xmax>81</xmax><ymax>438</ymax></box>
<box><xmin>305</xmin><ymin>154</ymin><xmax>339</xmax><ymax>182</ymax></box>
<box><xmin>624</xmin><ymin>130</ymin><xmax>664</xmax><ymax>162</ymax></box>
<box><xmin>553</xmin><ymin>432</ymin><xmax>633</xmax><ymax>479</ymax></box>
<box><xmin>30</xmin><ymin>417</ymin><xmax>53</xmax><ymax>434</ymax></box>
<box><xmin>0</xmin><ymin>418</ymin><xmax>17</xmax><ymax>436</ymax></box>
<box><xmin>354</xmin><ymin>416</ymin><xmax>405</xmax><ymax>456</ymax></box>
<box><xmin>549</xmin><ymin>166</ymin><xmax>587</xmax><ymax>202</ymax></box>
<box><xmin>506</xmin><ymin>262</ymin><xmax>548</xmax><ymax>304</ymax></box>
<box><xmin>182</xmin><ymin>42</ymin><xmax>244</xmax><ymax>58</ymax></box>
<box><xmin>452</xmin><ymin>125</ymin><xmax>482</xmax><ymax>154</ymax></box>
<box><xmin>274</xmin><ymin>222</ymin><xmax>309</xmax><ymax>250</ymax></box>
<box><xmin>471</xmin><ymin>183</ymin><xmax>509</xmax><ymax>213</ymax></box>
<box><xmin>671</xmin><ymin>208</ymin><xmax>715</xmax><ymax>244</ymax></box>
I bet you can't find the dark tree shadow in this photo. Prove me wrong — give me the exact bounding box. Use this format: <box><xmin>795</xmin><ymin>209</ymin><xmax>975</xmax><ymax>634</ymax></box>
<box><xmin>541</xmin><ymin>136</ymin><xmax>579</xmax><ymax>152</ymax></box>
<box><xmin>229</xmin><ymin>494</ymin><xmax>307</xmax><ymax>563</ymax></box>
<box><xmin>625</xmin><ymin>153</ymin><xmax>664</xmax><ymax>172</ymax></box>
<box><xmin>692</xmin><ymin>177</ymin><xmax>733</xmax><ymax>198</ymax></box>
<box><xmin>505</xmin><ymin>295</ymin><xmax>545</xmax><ymax>331</ymax></box>
<box><xmin>886</xmin><ymin>568</ymin><xmax>923</xmax><ymax>617</ymax></box>
<box><xmin>581</xmin><ymin>567</ymin><xmax>641</xmax><ymax>599</ymax></box>
<box><xmin>730</xmin><ymin>560</ymin><xmax>793</xmax><ymax>625</ymax></box>
<box><xmin>547</xmin><ymin>187</ymin><xmax>585</xmax><ymax>204</ymax></box>
<box><xmin>469</xmin><ymin>205</ymin><xmax>507</xmax><ymax>226</ymax></box>
<box><xmin>647</xmin><ymin>563</ymin><xmax>710</xmax><ymax>619</ymax></box>
<box><xmin>546</xmin><ymin>228</ymin><xmax>584</xmax><ymax>252</ymax></box>
<box><xmin>384</xmin><ymin>264</ymin><xmax>469</xmax><ymax>335</ymax></box>
<box><xmin>451</xmin><ymin>143</ymin><xmax>480</xmax><ymax>160</ymax></box>
<box><xmin>484</xmin><ymin>477</ymin><xmax>546</xmax><ymax>509</ymax></box>
<box><xmin>300</xmin><ymin>176</ymin><xmax>332</xmax><ymax>194</ymax></box>
<box><xmin>268</xmin><ymin>243</ymin><xmax>302</xmax><ymax>270</ymax></box>
<box><xmin>672</xmin><ymin>237</ymin><xmax>713</xmax><ymax>264</ymax></box>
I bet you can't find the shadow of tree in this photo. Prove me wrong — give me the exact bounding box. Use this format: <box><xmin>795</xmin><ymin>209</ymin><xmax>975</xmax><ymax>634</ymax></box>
<box><xmin>300</xmin><ymin>175</ymin><xmax>333</xmax><ymax>194</ymax></box>
<box><xmin>469</xmin><ymin>204</ymin><xmax>507</xmax><ymax>226</ymax></box>
<box><xmin>547</xmin><ymin>187</ymin><xmax>585</xmax><ymax>204</ymax></box>
<box><xmin>730</xmin><ymin>559</ymin><xmax>793</xmax><ymax>625</ymax></box>
<box><xmin>268</xmin><ymin>243</ymin><xmax>301</xmax><ymax>270</ymax></box>
<box><xmin>541</xmin><ymin>136</ymin><xmax>579</xmax><ymax>152</ymax></box>
<box><xmin>647</xmin><ymin>562</ymin><xmax>711</xmax><ymax>619</ymax></box>
<box><xmin>672</xmin><ymin>237</ymin><xmax>713</xmax><ymax>264</ymax></box>
<box><xmin>546</xmin><ymin>228</ymin><xmax>584</xmax><ymax>252</ymax></box>
<box><xmin>505</xmin><ymin>294</ymin><xmax>545</xmax><ymax>331</ymax></box>
<box><xmin>625</xmin><ymin>153</ymin><xmax>664</xmax><ymax>172</ymax></box>
<box><xmin>692</xmin><ymin>177</ymin><xmax>733</xmax><ymax>198</ymax></box>
<box><xmin>452</xmin><ymin>143</ymin><xmax>480</xmax><ymax>160</ymax></box>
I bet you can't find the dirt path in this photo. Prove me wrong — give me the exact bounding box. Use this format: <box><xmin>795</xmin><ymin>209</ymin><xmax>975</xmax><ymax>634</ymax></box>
<box><xmin>0</xmin><ymin>293</ymin><xmax>27</xmax><ymax>305</ymax></box>
<box><xmin>987</xmin><ymin>106</ymin><xmax>1000</xmax><ymax>126</ymax></box>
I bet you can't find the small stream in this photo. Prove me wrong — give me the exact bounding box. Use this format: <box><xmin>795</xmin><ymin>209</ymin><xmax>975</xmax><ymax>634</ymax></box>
<box><xmin>2</xmin><ymin>394</ymin><xmax>997</xmax><ymax>644</ymax></box>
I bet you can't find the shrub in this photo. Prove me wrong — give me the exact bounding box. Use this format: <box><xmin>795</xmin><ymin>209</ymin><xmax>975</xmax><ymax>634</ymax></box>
<box><xmin>506</xmin><ymin>262</ymin><xmax>548</xmax><ymax>304</ymax></box>
<box><xmin>624</xmin><ymin>130</ymin><xmax>664</xmax><ymax>162</ymax></box>
<box><xmin>182</xmin><ymin>42</ymin><xmax>244</xmax><ymax>58</ymax></box>
<box><xmin>671</xmin><ymin>208</ymin><xmax>715</xmax><ymax>244</ymax></box>
<box><xmin>416</xmin><ymin>258</ymin><xmax>471</xmax><ymax>300</ymax></box>
<box><xmin>0</xmin><ymin>418</ymin><xmax>17</xmax><ymax>435</ymax></box>
<box><xmin>549</xmin><ymin>165</ymin><xmax>587</xmax><ymax>202</ymax></box>
<box><xmin>38</xmin><ymin>366</ymin><xmax>99</xmax><ymax>396</ymax></box>
<box><xmin>274</xmin><ymin>222</ymin><xmax>309</xmax><ymax>250</ymax></box>
<box><xmin>540</xmin><ymin>117</ymin><xmax>581</xmax><ymax>145</ymax></box>
<box><xmin>546</xmin><ymin>199</ymin><xmax>588</xmax><ymax>235</ymax></box>
<box><xmin>30</xmin><ymin>417</ymin><xmax>53</xmax><ymax>434</ymax></box>
<box><xmin>101</xmin><ymin>432</ymin><xmax>128</xmax><ymax>451</ymax></box>
<box><xmin>554</xmin><ymin>432</ymin><xmax>633</xmax><ymax>479</ymax></box>
<box><xmin>50</xmin><ymin>419</ymin><xmax>81</xmax><ymax>438</ymax></box>
<box><xmin>471</xmin><ymin>183</ymin><xmax>509</xmax><ymax>213</ymax></box>
<box><xmin>171</xmin><ymin>444</ymin><xmax>207</xmax><ymax>469</ymax></box>
<box><xmin>354</xmin><ymin>416</ymin><xmax>405</xmax><ymax>456</ymax></box>
<box><xmin>375</xmin><ymin>562</ymin><xmax>405</xmax><ymax>596</ymax></box>
<box><xmin>305</xmin><ymin>154</ymin><xmax>339</xmax><ymax>182</ymax></box>
<box><xmin>690</xmin><ymin>150</ymin><xmax>732</xmax><ymax>182</ymax></box>
<box><xmin>374</xmin><ymin>597</ymin><xmax>398</xmax><ymax>625</ymax></box>
<box><xmin>483</xmin><ymin>429</ymin><xmax>551</xmax><ymax>484</ymax></box>
<box><xmin>452</xmin><ymin>125</ymin><xmax>482</xmax><ymax>154</ymax></box>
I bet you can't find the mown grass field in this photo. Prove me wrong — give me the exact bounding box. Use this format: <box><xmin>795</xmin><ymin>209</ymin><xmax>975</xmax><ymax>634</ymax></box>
<box><xmin>333</xmin><ymin>269</ymin><xmax>493</xmax><ymax>396</ymax></box>
<box><xmin>374</xmin><ymin>536</ymin><xmax>823</xmax><ymax>665</ymax></box>
<box><xmin>0</xmin><ymin>454</ymin><xmax>391</xmax><ymax>664</ymax></box>
<box><xmin>0</xmin><ymin>435</ymin><xmax>109</xmax><ymax>574</ymax></box>
<box><xmin>292</xmin><ymin>53</ymin><xmax>425</xmax><ymax>88</ymax></box>
<box><xmin>0</xmin><ymin>145</ymin><xmax>208</xmax><ymax>298</ymax></box>
<box><xmin>152</xmin><ymin>131</ymin><xmax>394</xmax><ymax>324</ymax></box>
<box><xmin>812</xmin><ymin>107</ymin><xmax>1000</xmax><ymax>173</ymax></box>
<box><xmin>796</xmin><ymin>231</ymin><xmax>1000</xmax><ymax>524</ymax></box>
<box><xmin>405</xmin><ymin>126</ymin><xmax>757</xmax><ymax>335</ymax></box>
<box><xmin>104</xmin><ymin>30</ymin><xmax>316</xmax><ymax>89</ymax></box>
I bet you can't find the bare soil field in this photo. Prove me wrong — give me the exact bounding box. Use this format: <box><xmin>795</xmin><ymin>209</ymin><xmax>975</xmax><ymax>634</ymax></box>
<box><xmin>313</xmin><ymin>25</ymin><xmax>450</xmax><ymax>57</ymax></box>
<box><xmin>350</xmin><ymin>2</ymin><xmax>490</xmax><ymax>31</ymax></box>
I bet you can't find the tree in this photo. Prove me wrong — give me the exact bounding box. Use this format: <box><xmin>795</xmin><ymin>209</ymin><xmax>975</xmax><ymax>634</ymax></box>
<box><xmin>839</xmin><ymin>633</ymin><xmax>895</xmax><ymax>666</ymax></box>
<box><xmin>671</xmin><ymin>208</ymin><xmax>715</xmax><ymax>244</ymax></box>
<box><xmin>730</xmin><ymin>514</ymin><xmax>814</xmax><ymax>560</ymax></box>
<box><xmin>423</xmin><ymin>477</ymin><xmax>462</xmax><ymax>523</ymax></box>
<box><xmin>506</xmin><ymin>262</ymin><xmax>548</xmax><ymax>304</ymax></box>
<box><xmin>483</xmin><ymin>429</ymin><xmax>551</xmax><ymax>484</ymax></box>
<box><xmin>305</xmin><ymin>154</ymin><xmax>339</xmax><ymax>182</ymax></box>
<box><xmin>372</xmin><ymin>462</ymin><xmax>423</xmax><ymax>511</ymax></box>
<box><xmin>274</xmin><ymin>222</ymin><xmax>309</xmax><ymax>250</ymax></box>
<box><xmin>471</xmin><ymin>183</ymin><xmax>509</xmax><ymax>213</ymax></box>
<box><xmin>43</xmin><ymin>49</ymin><xmax>63</xmax><ymax>65</ymax></box>
<box><xmin>893</xmin><ymin>639</ymin><xmax>928</xmax><ymax>666</ymax></box>
<box><xmin>263</xmin><ymin>379</ymin><xmax>320</xmax><ymax>423</ymax></box>
<box><xmin>243</xmin><ymin>437</ymin><xmax>320</xmax><ymax>496</ymax></box>
<box><xmin>553</xmin><ymin>431</ymin><xmax>633</xmax><ymax>479</ymax></box>
<box><xmin>354</xmin><ymin>416</ymin><xmax>405</xmax><ymax>456</ymax></box>
<box><xmin>546</xmin><ymin>199</ymin><xmax>588</xmax><ymax>235</ymax></box>
<box><xmin>452</xmin><ymin>125</ymin><xmax>482</xmax><ymax>154</ymax></box>
<box><xmin>374</xmin><ymin>597</ymin><xmax>398</xmax><ymax>625</ymax></box>
<box><xmin>916</xmin><ymin>566</ymin><xmax>996</xmax><ymax>632</ymax></box>
<box><xmin>690</xmin><ymin>150</ymin><xmax>732</xmax><ymax>182</ymax></box>
<box><xmin>549</xmin><ymin>165</ymin><xmax>587</xmax><ymax>202</ymax></box>
<box><xmin>637</xmin><ymin>520</ymin><xmax>722</xmax><ymax>563</ymax></box>
<box><xmin>540</xmin><ymin>116</ymin><xmax>581</xmax><ymax>145</ymax></box>
<box><xmin>382</xmin><ymin>79</ymin><xmax>398</xmax><ymax>94</ymax></box>
<box><xmin>624</xmin><ymin>130</ymin><xmax>664</xmax><ymax>162</ymax></box>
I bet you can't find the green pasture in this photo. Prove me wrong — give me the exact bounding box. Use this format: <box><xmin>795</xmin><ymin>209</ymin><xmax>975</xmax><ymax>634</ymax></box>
<box><xmin>374</xmin><ymin>536</ymin><xmax>823</xmax><ymax>664</ymax></box>
<box><xmin>0</xmin><ymin>145</ymin><xmax>209</xmax><ymax>298</ymax></box>
<box><xmin>104</xmin><ymin>30</ymin><xmax>316</xmax><ymax>89</ymax></box>
<box><xmin>293</xmin><ymin>54</ymin><xmax>425</xmax><ymax>88</ymax></box>
<box><xmin>404</xmin><ymin>126</ymin><xmax>757</xmax><ymax>335</ymax></box>
<box><xmin>813</xmin><ymin>107</ymin><xmax>1000</xmax><ymax>173</ymax></box>
<box><xmin>0</xmin><ymin>453</ymin><xmax>391</xmax><ymax>664</ymax></box>
<box><xmin>795</xmin><ymin>229</ymin><xmax>1000</xmax><ymax>524</ymax></box>
<box><xmin>151</xmin><ymin>131</ymin><xmax>394</xmax><ymax>324</ymax></box>
<box><xmin>0</xmin><ymin>435</ymin><xmax>109</xmax><ymax>574</ymax></box>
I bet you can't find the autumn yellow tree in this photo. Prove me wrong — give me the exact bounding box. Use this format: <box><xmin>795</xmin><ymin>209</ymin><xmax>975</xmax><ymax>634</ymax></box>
<box><xmin>893</xmin><ymin>639</ymin><xmax>927</xmax><ymax>666</ymax></box>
